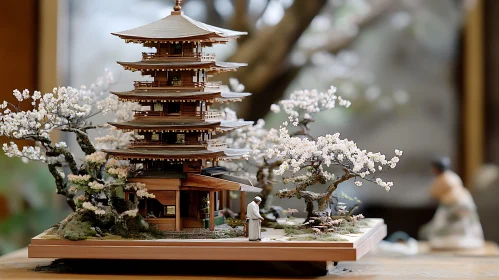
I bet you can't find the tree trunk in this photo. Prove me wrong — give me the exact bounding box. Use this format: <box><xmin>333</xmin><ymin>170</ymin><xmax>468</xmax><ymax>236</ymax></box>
<box><xmin>222</xmin><ymin>0</ymin><xmax>328</xmax><ymax>120</ymax></box>
<box><xmin>305</xmin><ymin>199</ymin><xmax>314</xmax><ymax>222</ymax></box>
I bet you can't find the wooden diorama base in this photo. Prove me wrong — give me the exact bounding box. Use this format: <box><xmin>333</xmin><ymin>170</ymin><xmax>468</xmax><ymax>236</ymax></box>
<box><xmin>28</xmin><ymin>218</ymin><xmax>386</xmax><ymax>262</ymax></box>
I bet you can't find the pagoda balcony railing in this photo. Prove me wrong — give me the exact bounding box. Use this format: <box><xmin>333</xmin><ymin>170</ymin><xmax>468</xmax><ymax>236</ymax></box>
<box><xmin>132</xmin><ymin>140</ymin><xmax>205</xmax><ymax>146</ymax></box>
<box><xmin>206</xmin><ymin>139</ymin><xmax>228</xmax><ymax>149</ymax></box>
<box><xmin>134</xmin><ymin>81</ymin><xmax>221</xmax><ymax>89</ymax></box>
<box><xmin>133</xmin><ymin>110</ymin><xmax>223</xmax><ymax>119</ymax></box>
<box><xmin>131</xmin><ymin>139</ymin><xmax>228</xmax><ymax>149</ymax></box>
<box><xmin>142</xmin><ymin>52</ymin><xmax>216</xmax><ymax>61</ymax></box>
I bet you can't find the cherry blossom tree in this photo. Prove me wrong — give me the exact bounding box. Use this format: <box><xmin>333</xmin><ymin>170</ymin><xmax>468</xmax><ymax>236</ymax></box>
<box><xmin>0</xmin><ymin>71</ymin><xmax>151</xmax><ymax>239</ymax></box>
<box><xmin>226</xmin><ymin>84</ymin><xmax>402</xmax><ymax>221</ymax></box>
<box><xmin>266</xmin><ymin>89</ymin><xmax>402</xmax><ymax>221</ymax></box>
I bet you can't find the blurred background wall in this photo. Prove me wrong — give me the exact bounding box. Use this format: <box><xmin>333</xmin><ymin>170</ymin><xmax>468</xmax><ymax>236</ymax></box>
<box><xmin>0</xmin><ymin>0</ymin><xmax>498</xmax><ymax>255</ymax></box>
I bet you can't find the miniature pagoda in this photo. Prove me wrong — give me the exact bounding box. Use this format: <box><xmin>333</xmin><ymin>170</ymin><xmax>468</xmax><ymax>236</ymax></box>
<box><xmin>106</xmin><ymin>0</ymin><xmax>260</xmax><ymax>231</ymax></box>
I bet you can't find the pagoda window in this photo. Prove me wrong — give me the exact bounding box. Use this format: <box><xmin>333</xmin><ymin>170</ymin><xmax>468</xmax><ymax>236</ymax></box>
<box><xmin>168</xmin><ymin>74</ymin><xmax>182</xmax><ymax>86</ymax></box>
<box><xmin>170</xmin><ymin>43</ymin><xmax>182</xmax><ymax>56</ymax></box>
<box><xmin>153</xmin><ymin>103</ymin><xmax>163</xmax><ymax>112</ymax></box>
<box><xmin>183</xmin><ymin>42</ymin><xmax>193</xmax><ymax>56</ymax></box>
<box><xmin>151</xmin><ymin>133</ymin><xmax>160</xmax><ymax>141</ymax></box>
<box><xmin>164</xmin><ymin>205</ymin><xmax>176</xmax><ymax>217</ymax></box>
<box><xmin>135</xmin><ymin>163</ymin><xmax>144</xmax><ymax>171</ymax></box>
<box><xmin>183</xmin><ymin>161</ymin><xmax>202</xmax><ymax>173</ymax></box>
<box><xmin>167</xmin><ymin>103</ymin><xmax>180</xmax><ymax>114</ymax></box>
<box><xmin>146</xmin><ymin>199</ymin><xmax>164</xmax><ymax>218</ymax></box>
<box><xmin>176</xmin><ymin>134</ymin><xmax>185</xmax><ymax>144</ymax></box>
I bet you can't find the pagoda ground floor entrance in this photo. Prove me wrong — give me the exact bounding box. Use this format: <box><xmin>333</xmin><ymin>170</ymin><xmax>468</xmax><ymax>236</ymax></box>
<box><xmin>125</xmin><ymin>189</ymin><xmax>248</xmax><ymax>231</ymax></box>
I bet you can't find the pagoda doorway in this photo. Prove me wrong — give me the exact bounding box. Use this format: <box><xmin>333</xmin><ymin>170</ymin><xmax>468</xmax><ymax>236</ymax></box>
<box><xmin>180</xmin><ymin>190</ymin><xmax>206</xmax><ymax>228</ymax></box>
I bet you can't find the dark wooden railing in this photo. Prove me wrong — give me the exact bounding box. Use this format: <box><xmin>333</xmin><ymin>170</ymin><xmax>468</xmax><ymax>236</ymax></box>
<box><xmin>133</xmin><ymin>81</ymin><xmax>221</xmax><ymax>89</ymax></box>
<box><xmin>133</xmin><ymin>110</ymin><xmax>223</xmax><ymax>119</ymax></box>
<box><xmin>132</xmin><ymin>140</ymin><xmax>204</xmax><ymax>146</ymax></box>
<box><xmin>142</xmin><ymin>52</ymin><xmax>216</xmax><ymax>60</ymax></box>
<box><xmin>132</xmin><ymin>139</ymin><xmax>227</xmax><ymax>148</ymax></box>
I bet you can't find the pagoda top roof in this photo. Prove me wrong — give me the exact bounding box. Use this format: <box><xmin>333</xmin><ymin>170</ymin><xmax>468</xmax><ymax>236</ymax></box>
<box><xmin>111</xmin><ymin>90</ymin><xmax>251</xmax><ymax>102</ymax></box>
<box><xmin>112</xmin><ymin>12</ymin><xmax>247</xmax><ymax>41</ymax></box>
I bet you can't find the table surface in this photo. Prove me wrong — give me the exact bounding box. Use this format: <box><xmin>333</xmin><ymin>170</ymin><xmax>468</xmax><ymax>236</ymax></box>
<box><xmin>1</xmin><ymin>242</ymin><xmax>498</xmax><ymax>279</ymax></box>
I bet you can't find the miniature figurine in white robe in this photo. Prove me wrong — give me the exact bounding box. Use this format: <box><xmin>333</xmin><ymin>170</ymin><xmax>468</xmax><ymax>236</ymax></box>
<box><xmin>247</xmin><ymin>196</ymin><xmax>264</xmax><ymax>241</ymax></box>
<box><xmin>420</xmin><ymin>158</ymin><xmax>484</xmax><ymax>249</ymax></box>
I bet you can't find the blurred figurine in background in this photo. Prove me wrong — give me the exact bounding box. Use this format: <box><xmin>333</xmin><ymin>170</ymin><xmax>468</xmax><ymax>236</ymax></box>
<box><xmin>419</xmin><ymin>157</ymin><xmax>484</xmax><ymax>249</ymax></box>
<box><xmin>247</xmin><ymin>196</ymin><xmax>264</xmax><ymax>241</ymax></box>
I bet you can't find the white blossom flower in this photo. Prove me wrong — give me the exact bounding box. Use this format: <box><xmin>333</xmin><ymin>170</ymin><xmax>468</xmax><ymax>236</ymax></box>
<box><xmin>94</xmin><ymin>209</ymin><xmax>106</xmax><ymax>215</ymax></box>
<box><xmin>108</xmin><ymin>166</ymin><xmax>129</xmax><ymax>179</ymax></box>
<box><xmin>125</xmin><ymin>182</ymin><xmax>155</xmax><ymax>199</ymax></box>
<box><xmin>55</xmin><ymin>142</ymin><xmax>68</xmax><ymax>148</ymax></box>
<box><xmin>121</xmin><ymin>209</ymin><xmax>139</xmax><ymax>217</ymax></box>
<box><xmin>270</xmin><ymin>104</ymin><xmax>281</xmax><ymax>113</ymax></box>
<box><xmin>88</xmin><ymin>181</ymin><xmax>105</xmax><ymax>190</ymax></box>
<box><xmin>68</xmin><ymin>174</ymin><xmax>91</xmax><ymax>184</ymax></box>
<box><xmin>82</xmin><ymin>201</ymin><xmax>98</xmax><ymax>211</ymax></box>
<box><xmin>86</xmin><ymin>151</ymin><xmax>107</xmax><ymax>165</ymax></box>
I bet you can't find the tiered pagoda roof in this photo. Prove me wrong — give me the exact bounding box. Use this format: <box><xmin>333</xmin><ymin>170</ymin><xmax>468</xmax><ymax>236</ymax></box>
<box><xmin>112</xmin><ymin>12</ymin><xmax>247</xmax><ymax>43</ymax></box>
<box><xmin>108</xmin><ymin>120</ymin><xmax>253</xmax><ymax>132</ymax></box>
<box><xmin>105</xmin><ymin>147</ymin><xmax>250</xmax><ymax>162</ymax></box>
<box><xmin>105</xmin><ymin>2</ymin><xmax>253</xmax><ymax>166</ymax></box>
<box><xmin>118</xmin><ymin>61</ymin><xmax>246</xmax><ymax>73</ymax></box>
<box><xmin>111</xmin><ymin>90</ymin><xmax>251</xmax><ymax>103</ymax></box>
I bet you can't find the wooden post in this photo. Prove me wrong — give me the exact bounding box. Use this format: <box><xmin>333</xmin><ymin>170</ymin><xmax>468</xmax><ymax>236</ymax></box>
<box><xmin>240</xmin><ymin>191</ymin><xmax>246</xmax><ymax>220</ymax></box>
<box><xmin>175</xmin><ymin>190</ymin><xmax>181</xmax><ymax>231</ymax></box>
<box><xmin>209</xmin><ymin>190</ymin><xmax>215</xmax><ymax>231</ymax></box>
<box><xmin>226</xmin><ymin>190</ymin><xmax>231</xmax><ymax>209</ymax></box>
<box><xmin>463</xmin><ymin>0</ymin><xmax>484</xmax><ymax>187</ymax></box>
<box><xmin>221</xmin><ymin>190</ymin><xmax>226</xmax><ymax>210</ymax></box>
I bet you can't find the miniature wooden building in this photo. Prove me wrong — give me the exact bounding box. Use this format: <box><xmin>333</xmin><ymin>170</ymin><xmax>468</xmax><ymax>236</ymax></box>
<box><xmin>106</xmin><ymin>1</ymin><xmax>259</xmax><ymax>231</ymax></box>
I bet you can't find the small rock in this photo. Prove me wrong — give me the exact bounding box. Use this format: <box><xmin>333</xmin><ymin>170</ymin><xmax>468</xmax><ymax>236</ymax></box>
<box><xmin>94</xmin><ymin>226</ymin><xmax>103</xmax><ymax>236</ymax></box>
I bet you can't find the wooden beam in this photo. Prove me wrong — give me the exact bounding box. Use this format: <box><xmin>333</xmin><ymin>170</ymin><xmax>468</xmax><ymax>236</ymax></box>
<box><xmin>463</xmin><ymin>0</ymin><xmax>484</xmax><ymax>186</ymax></box>
<box><xmin>39</xmin><ymin>0</ymin><xmax>59</xmax><ymax>93</ymax></box>
<box><xmin>209</xmin><ymin>191</ymin><xmax>215</xmax><ymax>231</ymax></box>
<box><xmin>149</xmin><ymin>191</ymin><xmax>175</xmax><ymax>205</ymax></box>
<box><xmin>175</xmin><ymin>190</ymin><xmax>181</xmax><ymax>231</ymax></box>
<box><xmin>240</xmin><ymin>191</ymin><xmax>246</xmax><ymax>220</ymax></box>
<box><xmin>182</xmin><ymin>174</ymin><xmax>240</xmax><ymax>191</ymax></box>
<box><xmin>128</xmin><ymin>178</ymin><xmax>180</xmax><ymax>191</ymax></box>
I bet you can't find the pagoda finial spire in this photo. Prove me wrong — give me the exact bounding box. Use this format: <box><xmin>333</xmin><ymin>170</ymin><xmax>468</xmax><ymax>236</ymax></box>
<box><xmin>173</xmin><ymin>0</ymin><xmax>182</xmax><ymax>11</ymax></box>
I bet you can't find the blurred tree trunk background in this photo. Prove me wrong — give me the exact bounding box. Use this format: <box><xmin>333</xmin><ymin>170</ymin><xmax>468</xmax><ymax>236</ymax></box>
<box><xmin>200</xmin><ymin>0</ymin><xmax>393</xmax><ymax>120</ymax></box>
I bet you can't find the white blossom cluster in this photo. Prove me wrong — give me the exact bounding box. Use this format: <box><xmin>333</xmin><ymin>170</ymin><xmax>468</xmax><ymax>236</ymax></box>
<box><xmin>68</xmin><ymin>152</ymin><xmax>153</xmax><ymax>216</ymax></box>
<box><xmin>3</xmin><ymin>142</ymin><xmax>46</xmax><ymax>163</ymax></box>
<box><xmin>267</xmin><ymin>128</ymin><xmax>402</xmax><ymax>192</ymax></box>
<box><xmin>94</xmin><ymin>94</ymin><xmax>140</xmax><ymax>150</ymax></box>
<box><xmin>271</xmin><ymin>86</ymin><xmax>351</xmax><ymax>124</ymax></box>
<box><xmin>120</xmin><ymin>208</ymin><xmax>139</xmax><ymax>218</ymax></box>
<box><xmin>0</xmin><ymin>71</ymin><xmax>114</xmax><ymax>164</ymax></box>
<box><xmin>125</xmin><ymin>182</ymin><xmax>155</xmax><ymax>199</ymax></box>
<box><xmin>223</xmin><ymin>85</ymin><xmax>357</xmax><ymax>186</ymax></box>
<box><xmin>86</xmin><ymin>151</ymin><xmax>107</xmax><ymax>166</ymax></box>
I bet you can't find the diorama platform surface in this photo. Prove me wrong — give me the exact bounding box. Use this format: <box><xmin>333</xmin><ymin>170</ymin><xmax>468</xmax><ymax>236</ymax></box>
<box><xmin>28</xmin><ymin>218</ymin><xmax>386</xmax><ymax>262</ymax></box>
